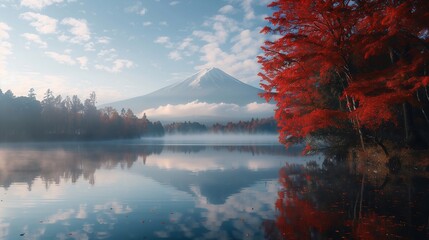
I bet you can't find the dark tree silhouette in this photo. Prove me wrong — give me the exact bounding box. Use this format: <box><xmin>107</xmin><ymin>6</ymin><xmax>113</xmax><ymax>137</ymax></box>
<box><xmin>0</xmin><ymin>89</ymin><xmax>165</xmax><ymax>141</ymax></box>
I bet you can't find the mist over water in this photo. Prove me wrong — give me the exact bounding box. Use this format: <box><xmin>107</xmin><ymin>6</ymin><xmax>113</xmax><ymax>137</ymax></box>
<box><xmin>141</xmin><ymin>133</ymin><xmax>281</xmax><ymax>145</ymax></box>
<box><xmin>0</xmin><ymin>140</ymin><xmax>309</xmax><ymax>240</ymax></box>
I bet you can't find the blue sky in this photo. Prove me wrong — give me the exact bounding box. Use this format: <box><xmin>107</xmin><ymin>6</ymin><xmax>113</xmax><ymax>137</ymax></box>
<box><xmin>0</xmin><ymin>0</ymin><xmax>273</xmax><ymax>104</ymax></box>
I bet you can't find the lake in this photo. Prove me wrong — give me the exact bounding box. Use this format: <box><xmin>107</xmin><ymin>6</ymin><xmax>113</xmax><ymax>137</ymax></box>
<box><xmin>0</xmin><ymin>137</ymin><xmax>427</xmax><ymax>239</ymax></box>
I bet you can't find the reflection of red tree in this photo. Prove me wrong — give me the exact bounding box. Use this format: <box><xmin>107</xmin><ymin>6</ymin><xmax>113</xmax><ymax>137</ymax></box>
<box><xmin>353</xmin><ymin>213</ymin><xmax>396</xmax><ymax>240</ymax></box>
<box><xmin>270</xmin><ymin>164</ymin><xmax>405</xmax><ymax>240</ymax></box>
<box><xmin>274</xmin><ymin>165</ymin><xmax>341</xmax><ymax>239</ymax></box>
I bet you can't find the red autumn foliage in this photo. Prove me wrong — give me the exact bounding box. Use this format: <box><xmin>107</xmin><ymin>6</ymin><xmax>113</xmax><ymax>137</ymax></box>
<box><xmin>259</xmin><ymin>0</ymin><xmax>429</xmax><ymax>147</ymax></box>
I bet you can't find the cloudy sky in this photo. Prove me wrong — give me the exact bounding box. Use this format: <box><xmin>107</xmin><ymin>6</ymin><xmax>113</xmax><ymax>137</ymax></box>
<box><xmin>0</xmin><ymin>0</ymin><xmax>273</xmax><ymax>104</ymax></box>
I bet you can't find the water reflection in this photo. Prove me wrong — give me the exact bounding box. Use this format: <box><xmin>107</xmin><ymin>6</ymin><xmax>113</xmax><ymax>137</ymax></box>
<box><xmin>265</xmin><ymin>155</ymin><xmax>429</xmax><ymax>239</ymax></box>
<box><xmin>0</xmin><ymin>143</ymin><xmax>304</xmax><ymax>188</ymax></box>
<box><xmin>0</xmin><ymin>142</ymin><xmax>318</xmax><ymax>240</ymax></box>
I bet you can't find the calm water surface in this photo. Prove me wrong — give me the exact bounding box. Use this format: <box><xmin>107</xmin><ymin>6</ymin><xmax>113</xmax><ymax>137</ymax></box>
<box><xmin>0</xmin><ymin>139</ymin><xmax>427</xmax><ymax>239</ymax></box>
<box><xmin>0</xmin><ymin>138</ymin><xmax>316</xmax><ymax>240</ymax></box>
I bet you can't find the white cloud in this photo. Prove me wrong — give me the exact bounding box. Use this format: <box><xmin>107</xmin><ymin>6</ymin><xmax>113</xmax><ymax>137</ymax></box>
<box><xmin>20</xmin><ymin>12</ymin><xmax>57</xmax><ymax>34</ymax></box>
<box><xmin>0</xmin><ymin>22</ymin><xmax>11</xmax><ymax>39</ymax></box>
<box><xmin>61</xmin><ymin>17</ymin><xmax>90</xmax><ymax>43</ymax></box>
<box><xmin>154</xmin><ymin>36</ymin><xmax>170</xmax><ymax>44</ymax></box>
<box><xmin>231</xmin><ymin>29</ymin><xmax>258</xmax><ymax>56</ymax></box>
<box><xmin>178</xmin><ymin>37</ymin><xmax>198</xmax><ymax>54</ymax></box>
<box><xmin>125</xmin><ymin>2</ymin><xmax>147</xmax><ymax>16</ymax></box>
<box><xmin>219</xmin><ymin>5</ymin><xmax>234</xmax><ymax>14</ymax></box>
<box><xmin>57</xmin><ymin>33</ymin><xmax>68</xmax><ymax>41</ymax></box>
<box><xmin>195</xmin><ymin>27</ymin><xmax>265</xmax><ymax>83</ymax></box>
<box><xmin>97</xmin><ymin>48</ymin><xmax>116</xmax><ymax>60</ymax></box>
<box><xmin>21</xmin><ymin>33</ymin><xmax>47</xmax><ymax>48</ymax></box>
<box><xmin>177</xmin><ymin>37</ymin><xmax>192</xmax><ymax>50</ymax></box>
<box><xmin>45</xmin><ymin>51</ymin><xmax>76</xmax><ymax>65</ymax></box>
<box><xmin>97</xmin><ymin>36</ymin><xmax>110</xmax><ymax>44</ymax></box>
<box><xmin>84</xmin><ymin>42</ymin><xmax>95</xmax><ymax>51</ymax></box>
<box><xmin>139</xmin><ymin>8</ymin><xmax>147</xmax><ymax>15</ymax></box>
<box><xmin>95</xmin><ymin>59</ymin><xmax>134</xmax><ymax>73</ymax></box>
<box><xmin>242</xmin><ymin>0</ymin><xmax>255</xmax><ymax>20</ymax></box>
<box><xmin>170</xmin><ymin>1</ymin><xmax>179</xmax><ymax>6</ymax></box>
<box><xmin>76</xmin><ymin>56</ymin><xmax>88</xmax><ymax>70</ymax></box>
<box><xmin>20</xmin><ymin>0</ymin><xmax>63</xmax><ymax>10</ymax></box>
<box><xmin>141</xmin><ymin>101</ymin><xmax>274</xmax><ymax>119</ymax></box>
<box><xmin>193</xmin><ymin>15</ymin><xmax>239</xmax><ymax>44</ymax></box>
<box><xmin>168</xmin><ymin>50</ymin><xmax>182</xmax><ymax>61</ymax></box>
<box><xmin>245</xmin><ymin>102</ymin><xmax>275</xmax><ymax>113</ymax></box>
<box><xmin>0</xmin><ymin>22</ymin><xmax>12</xmax><ymax>77</ymax></box>
<box><xmin>154</xmin><ymin>36</ymin><xmax>173</xmax><ymax>48</ymax></box>
<box><xmin>143</xmin><ymin>21</ymin><xmax>152</xmax><ymax>26</ymax></box>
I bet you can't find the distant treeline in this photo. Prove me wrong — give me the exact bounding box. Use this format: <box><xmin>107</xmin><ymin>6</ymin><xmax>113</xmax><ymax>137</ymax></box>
<box><xmin>0</xmin><ymin>89</ymin><xmax>164</xmax><ymax>141</ymax></box>
<box><xmin>164</xmin><ymin>118</ymin><xmax>277</xmax><ymax>134</ymax></box>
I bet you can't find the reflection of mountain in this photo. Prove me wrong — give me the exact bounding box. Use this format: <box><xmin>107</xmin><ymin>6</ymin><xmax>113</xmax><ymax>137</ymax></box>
<box><xmin>138</xmin><ymin>146</ymin><xmax>316</xmax><ymax>205</ymax></box>
<box><xmin>140</xmin><ymin>167</ymin><xmax>277</xmax><ymax>204</ymax></box>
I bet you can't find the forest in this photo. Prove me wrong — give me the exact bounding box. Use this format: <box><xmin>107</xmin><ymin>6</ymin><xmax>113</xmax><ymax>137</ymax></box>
<box><xmin>259</xmin><ymin>0</ymin><xmax>429</xmax><ymax>152</ymax></box>
<box><xmin>0</xmin><ymin>88</ymin><xmax>164</xmax><ymax>141</ymax></box>
<box><xmin>164</xmin><ymin>118</ymin><xmax>277</xmax><ymax>134</ymax></box>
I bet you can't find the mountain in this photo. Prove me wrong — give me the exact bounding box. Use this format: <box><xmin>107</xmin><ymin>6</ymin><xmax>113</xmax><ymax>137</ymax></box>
<box><xmin>102</xmin><ymin>67</ymin><xmax>272</xmax><ymax>123</ymax></box>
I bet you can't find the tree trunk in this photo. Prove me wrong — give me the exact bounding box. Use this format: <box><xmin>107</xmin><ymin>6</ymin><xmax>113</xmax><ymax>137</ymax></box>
<box><xmin>403</xmin><ymin>102</ymin><xmax>428</xmax><ymax>149</ymax></box>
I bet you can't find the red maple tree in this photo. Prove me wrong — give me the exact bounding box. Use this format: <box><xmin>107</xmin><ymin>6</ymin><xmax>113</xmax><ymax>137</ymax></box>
<box><xmin>259</xmin><ymin>0</ymin><xmax>429</xmax><ymax>148</ymax></box>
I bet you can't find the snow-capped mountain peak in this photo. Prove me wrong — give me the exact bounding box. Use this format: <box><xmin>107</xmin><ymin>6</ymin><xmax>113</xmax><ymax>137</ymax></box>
<box><xmin>183</xmin><ymin>67</ymin><xmax>243</xmax><ymax>89</ymax></box>
<box><xmin>102</xmin><ymin>67</ymin><xmax>271</xmax><ymax>123</ymax></box>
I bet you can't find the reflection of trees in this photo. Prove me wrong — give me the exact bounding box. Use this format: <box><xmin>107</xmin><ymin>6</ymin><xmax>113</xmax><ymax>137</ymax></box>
<box><xmin>214</xmin><ymin>145</ymin><xmax>291</xmax><ymax>156</ymax></box>
<box><xmin>0</xmin><ymin>143</ymin><xmax>292</xmax><ymax>190</ymax></box>
<box><xmin>0</xmin><ymin>144</ymin><xmax>163</xmax><ymax>188</ymax></box>
<box><xmin>265</xmin><ymin>155</ymin><xmax>429</xmax><ymax>239</ymax></box>
<box><xmin>149</xmin><ymin>144</ymin><xmax>290</xmax><ymax>156</ymax></box>
<box><xmin>163</xmin><ymin>145</ymin><xmax>207</xmax><ymax>153</ymax></box>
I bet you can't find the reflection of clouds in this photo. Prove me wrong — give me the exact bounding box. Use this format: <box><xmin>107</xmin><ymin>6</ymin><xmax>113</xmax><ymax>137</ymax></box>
<box><xmin>0</xmin><ymin>144</ymin><xmax>300</xmax><ymax>239</ymax></box>
<box><xmin>83</xmin><ymin>224</ymin><xmax>93</xmax><ymax>234</ymax></box>
<box><xmin>96</xmin><ymin>231</ymin><xmax>110</xmax><ymax>239</ymax></box>
<box><xmin>147</xmin><ymin>155</ymin><xmax>222</xmax><ymax>172</ymax></box>
<box><xmin>76</xmin><ymin>204</ymin><xmax>87</xmax><ymax>219</ymax></box>
<box><xmin>153</xmin><ymin>181</ymin><xmax>279</xmax><ymax>239</ymax></box>
<box><xmin>0</xmin><ymin>221</ymin><xmax>9</xmax><ymax>240</ymax></box>
<box><xmin>94</xmin><ymin>201</ymin><xmax>132</xmax><ymax>215</ymax></box>
<box><xmin>46</xmin><ymin>209</ymin><xmax>76</xmax><ymax>224</ymax></box>
<box><xmin>57</xmin><ymin>231</ymin><xmax>89</xmax><ymax>240</ymax></box>
<box><xmin>17</xmin><ymin>225</ymin><xmax>47</xmax><ymax>240</ymax></box>
<box><xmin>193</xmin><ymin>181</ymin><xmax>278</xmax><ymax>238</ymax></box>
<box><xmin>146</xmin><ymin>150</ymin><xmax>315</xmax><ymax>172</ymax></box>
<box><xmin>154</xmin><ymin>231</ymin><xmax>169</xmax><ymax>238</ymax></box>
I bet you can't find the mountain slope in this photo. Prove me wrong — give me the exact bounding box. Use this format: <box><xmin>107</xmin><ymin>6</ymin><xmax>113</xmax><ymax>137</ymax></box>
<box><xmin>103</xmin><ymin>67</ymin><xmax>266</xmax><ymax>116</ymax></box>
